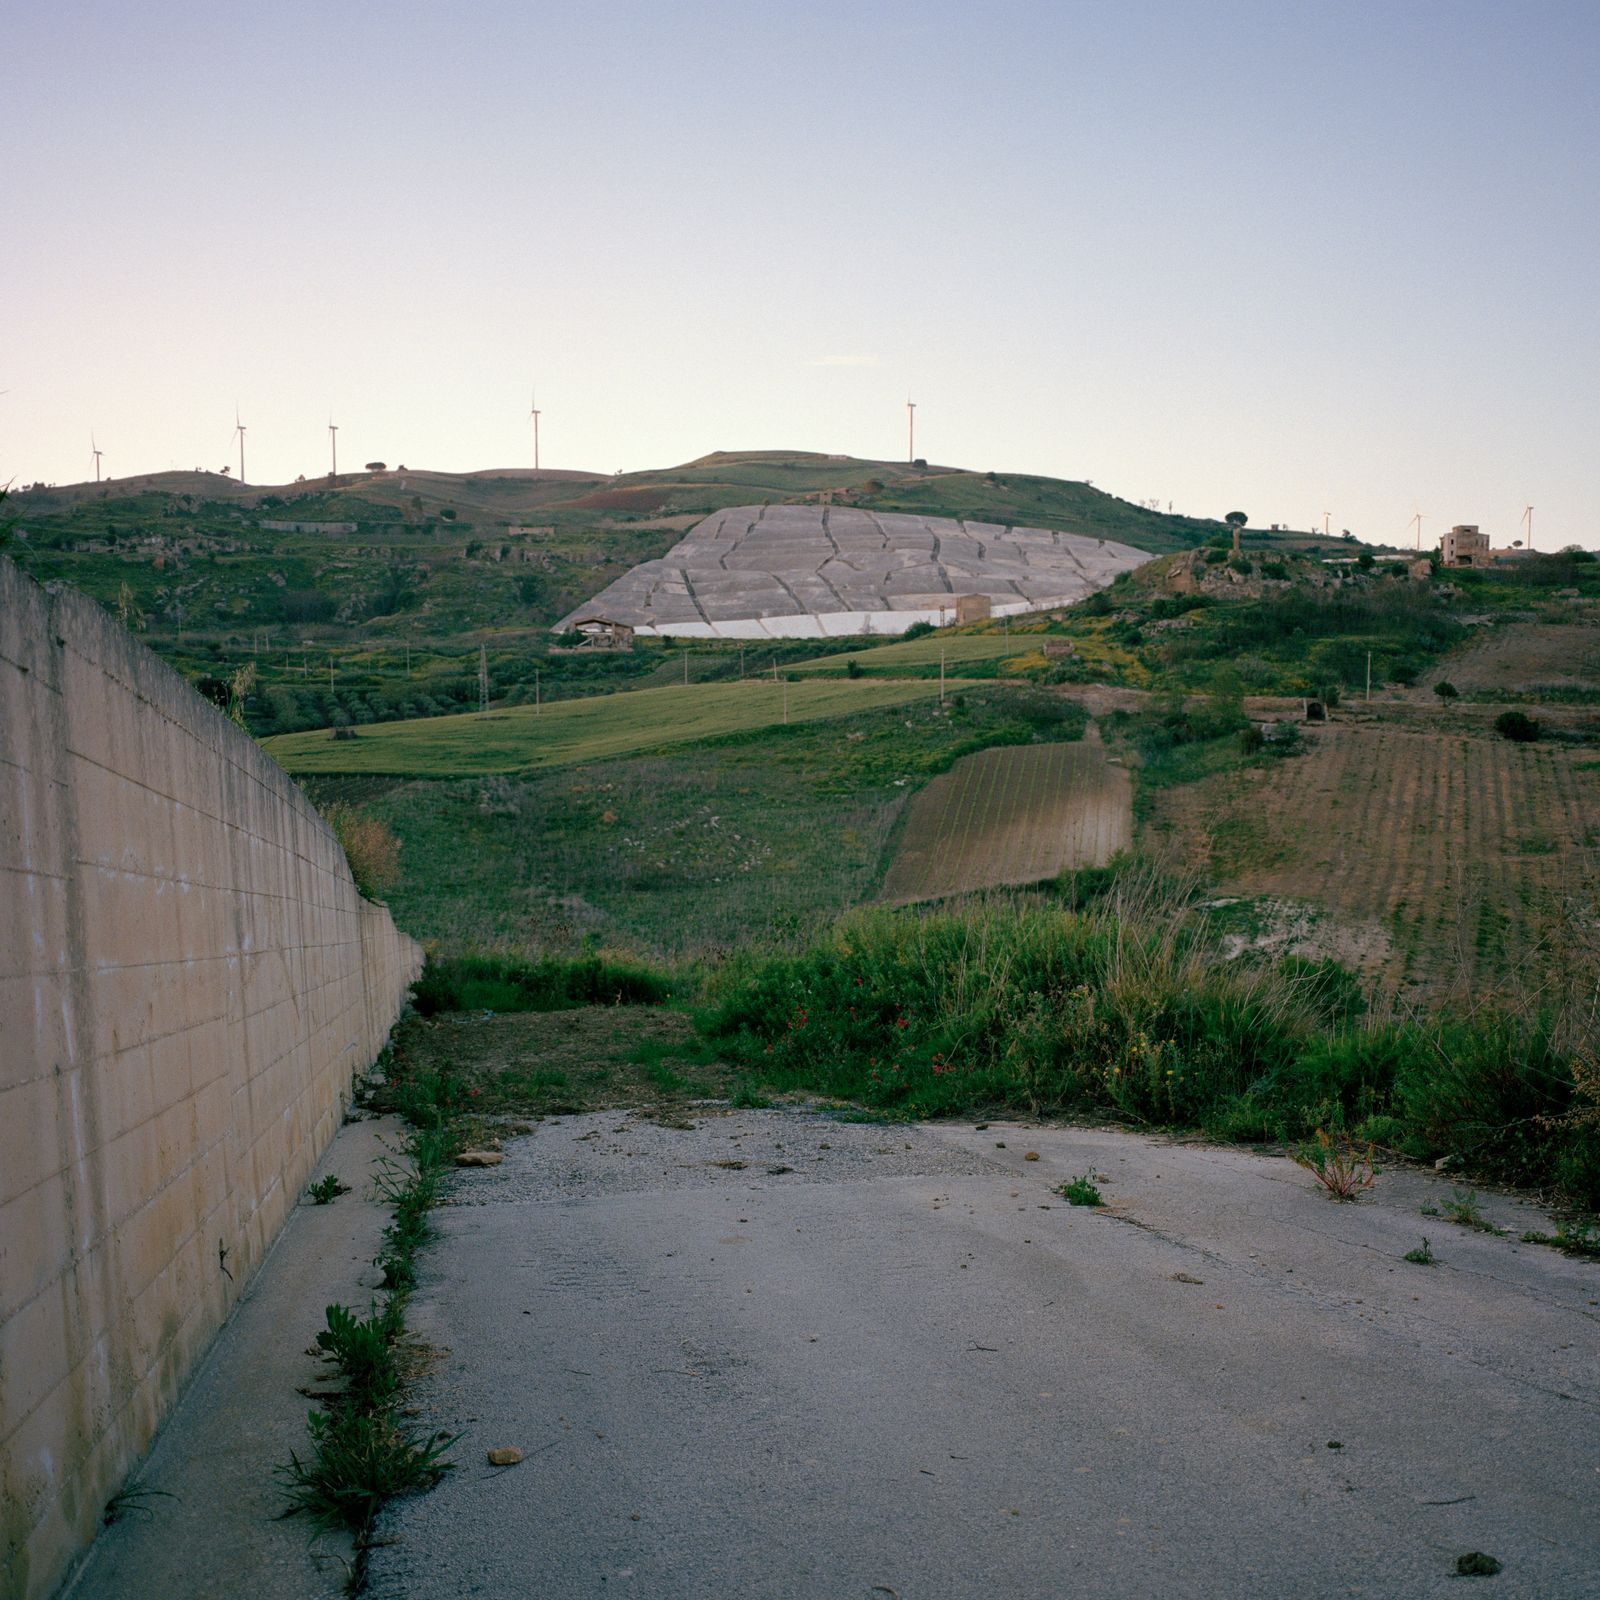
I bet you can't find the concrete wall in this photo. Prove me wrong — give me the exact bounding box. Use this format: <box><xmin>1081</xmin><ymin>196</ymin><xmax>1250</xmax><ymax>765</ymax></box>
<box><xmin>0</xmin><ymin>558</ymin><xmax>423</xmax><ymax>1600</ymax></box>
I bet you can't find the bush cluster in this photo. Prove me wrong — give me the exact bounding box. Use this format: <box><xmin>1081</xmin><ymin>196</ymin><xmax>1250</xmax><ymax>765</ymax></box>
<box><xmin>706</xmin><ymin>886</ymin><xmax>1599</xmax><ymax>1203</ymax></box>
<box><xmin>321</xmin><ymin>803</ymin><xmax>402</xmax><ymax>899</ymax></box>
<box><xmin>411</xmin><ymin>951</ymin><xmax>673</xmax><ymax>1015</ymax></box>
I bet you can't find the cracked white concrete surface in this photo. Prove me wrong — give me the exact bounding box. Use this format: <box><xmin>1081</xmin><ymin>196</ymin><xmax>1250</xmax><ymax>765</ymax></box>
<box><xmin>366</xmin><ymin>1111</ymin><xmax>1600</xmax><ymax>1599</ymax></box>
<box><xmin>556</xmin><ymin>505</ymin><xmax>1150</xmax><ymax>637</ymax></box>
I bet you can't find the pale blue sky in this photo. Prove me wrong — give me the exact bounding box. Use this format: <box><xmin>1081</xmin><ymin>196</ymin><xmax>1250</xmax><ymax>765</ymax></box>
<box><xmin>6</xmin><ymin>1</ymin><xmax>1597</xmax><ymax>547</ymax></box>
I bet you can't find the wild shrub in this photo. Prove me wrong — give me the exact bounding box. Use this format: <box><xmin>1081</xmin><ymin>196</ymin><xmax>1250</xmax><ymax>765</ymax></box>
<box><xmin>321</xmin><ymin>802</ymin><xmax>401</xmax><ymax>898</ymax></box>
<box><xmin>703</xmin><ymin>885</ymin><xmax>1598</xmax><ymax>1203</ymax></box>
<box><xmin>410</xmin><ymin>951</ymin><xmax>672</xmax><ymax>1015</ymax></box>
<box><xmin>1291</xmin><ymin>1129</ymin><xmax>1378</xmax><ymax>1200</ymax></box>
<box><xmin>708</xmin><ymin>878</ymin><xmax>1309</xmax><ymax>1122</ymax></box>
<box><xmin>1393</xmin><ymin>1012</ymin><xmax>1576</xmax><ymax>1182</ymax></box>
<box><xmin>1494</xmin><ymin>710</ymin><xmax>1540</xmax><ymax>742</ymax></box>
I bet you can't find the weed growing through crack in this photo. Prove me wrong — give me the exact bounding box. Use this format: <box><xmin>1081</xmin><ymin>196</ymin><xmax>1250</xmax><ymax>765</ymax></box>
<box><xmin>1403</xmin><ymin>1238</ymin><xmax>1436</xmax><ymax>1265</ymax></box>
<box><xmin>315</xmin><ymin>1303</ymin><xmax>403</xmax><ymax>1408</ymax></box>
<box><xmin>278</xmin><ymin>1408</ymin><xmax>457</xmax><ymax>1538</ymax></box>
<box><xmin>277</xmin><ymin>1107</ymin><xmax>462</xmax><ymax>1574</ymax></box>
<box><xmin>1519</xmin><ymin>1219</ymin><xmax>1600</xmax><ymax>1257</ymax></box>
<box><xmin>1439</xmin><ymin>1187</ymin><xmax>1502</xmax><ymax>1233</ymax></box>
<box><xmin>308</xmin><ymin>1174</ymin><xmax>351</xmax><ymax>1205</ymax></box>
<box><xmin>1058</xmin><ymin>1175</ymin><xmax>1104</xmax><ymax>1207</ymax></box>
<box><xmin>102</xmin><ymin>1482</ymin><xmax>177</xmax><ymax>1526</ymax></box>
<box><xmin>1291</xmin><ymin>1129</ymin><xmax>1378</xmax><ymax>1200</ymax></box>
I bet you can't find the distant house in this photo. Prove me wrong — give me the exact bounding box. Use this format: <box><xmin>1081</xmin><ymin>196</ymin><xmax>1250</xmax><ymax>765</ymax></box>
<box><xmin>1440</xmin><ymin>525</ymin><xmax>1491</xmax><ymax>567</ymax></box>
<box><xmin>572</xmin><ymin>617</ymin><xmax>635</xmax><ymax>650</ymax></box>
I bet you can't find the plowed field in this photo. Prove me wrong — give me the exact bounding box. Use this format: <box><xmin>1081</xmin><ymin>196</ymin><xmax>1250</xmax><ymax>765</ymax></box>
<box><xmin>881</xmin><ymin>731</ymin><xmax>1131</xmax><ymax>903</ymax></box>
<box><xmin>1419</xmin><ymin>621</ymin><xmax>1600</xmax><ymax>695</ymax></box>
<box><xmin>1149</xmin><ymin>723</ymin><xmax>1600</xmax><ymax>992</ymax></box>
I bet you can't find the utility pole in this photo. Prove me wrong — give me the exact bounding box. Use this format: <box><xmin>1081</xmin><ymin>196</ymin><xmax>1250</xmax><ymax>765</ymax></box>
<box><xmin>683</xmin><ymin>648</ymin><xmax>689</xmax><ymax>687</ymax></box>
<box><xmin>783</xmin><ymin>678</ymin><xmax>789</xmax><ymax>725</ymax></box>
<box><xmin>940</xmin><ymin>645</ymin><xmax>946</xmax><ymax>705</ymax></box>
<box><xmin>1366</xmin><ymin>651</ymin><xmax>1372</xmax><ymax>703</ymax></box>
<box><xmin>478</xmin><ymin>644</ymin><xmax>489</xmax><ymax>712</ymax></box>
<box><xmin>907</xmin><ymin>397</ymin><xmax>916</xmax><ymax>464</ymax></box>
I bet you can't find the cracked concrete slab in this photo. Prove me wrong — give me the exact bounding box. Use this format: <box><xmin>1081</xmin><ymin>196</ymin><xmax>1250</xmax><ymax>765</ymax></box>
<box><xmin>365</xmin><ymin>1110</ymin><xmax>1600</xmax><ymax>1599</ymax></box>
<box><xmin>555</xmin><ymin>506</ymin><xmax>1150</xmax><ymax>638</ymax></box>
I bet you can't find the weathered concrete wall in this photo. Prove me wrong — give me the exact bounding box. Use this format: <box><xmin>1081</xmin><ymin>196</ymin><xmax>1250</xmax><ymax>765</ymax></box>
<box><xmin>0</xmin><ymin>558</ymin><xmax>423</xmax><ymax>1600</ymax></box>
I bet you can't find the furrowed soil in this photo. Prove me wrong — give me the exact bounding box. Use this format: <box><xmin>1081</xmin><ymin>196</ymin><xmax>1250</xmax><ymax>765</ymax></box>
<box><xmin>1416</xmin><ymin>621</ymin><xmax>1600</xmax><ymax>697</ymax></box>
<box><xmin>880</xmin><ymin>727</ymin><xmax>1131</xmax><ymax>903</ymax></box>
<box><xmin>1147</xmin><ymin>720</ymin><xmax>1600</xmax><ymax>995</ymax></box>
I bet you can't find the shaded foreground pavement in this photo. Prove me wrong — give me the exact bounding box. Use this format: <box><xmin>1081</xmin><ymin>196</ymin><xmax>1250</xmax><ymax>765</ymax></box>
<box><xmin>368</xmin><ymin>1113</ymin><xmax>1599</xmax><ymax>1600</ymax></box>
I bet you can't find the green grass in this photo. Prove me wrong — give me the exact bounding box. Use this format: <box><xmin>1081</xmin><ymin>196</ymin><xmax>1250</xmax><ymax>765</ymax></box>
<box><xmin>789</xmin><ymin>633</ymin><xmax>1039</xmax><ymax>677</ymax></box>
<box><xmin>337</xmin><ymin>687</ymin><xmax>1081</xmax><ymax>957</ymax></box>
<box><xmin>276</xmin><ymin>1113</ymin><xmax>462</xmax><ymax>1554</ymax></box>
<box><xmin>699</xmin><ymin>877</ymin><xmax>1600</xmax><ymax>1204</ymax></box>
<box><xmin>1059</xmin><ymin>1175</ymin><xmax>1104</xmax><ymax>1207</ymax></box>
<box><xmin>411</xmin><ymin>952</ymin><xmax>673</xmax><ymax>1014</ymax></box>
<box><xmin>263</xmin><ymin>678</ymin><xmax>971</xmax><ymax>775</ymax></box>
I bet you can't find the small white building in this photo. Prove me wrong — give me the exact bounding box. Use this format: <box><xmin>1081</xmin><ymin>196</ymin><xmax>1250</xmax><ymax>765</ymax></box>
<box><xmin>571</xmin><ymin>616</ymin><xmax>635</xmax><ymax>650</ymax></box>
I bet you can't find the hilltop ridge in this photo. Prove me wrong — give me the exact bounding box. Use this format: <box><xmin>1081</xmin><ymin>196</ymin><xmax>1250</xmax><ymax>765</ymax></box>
<box><xmin>13</xmin><ymin>449</ymin><xmax>1231</xmax><ymax>553</ymax></box>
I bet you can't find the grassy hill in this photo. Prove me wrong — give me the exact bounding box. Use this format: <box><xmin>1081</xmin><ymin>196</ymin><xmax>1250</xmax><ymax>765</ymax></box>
<box><xmin>262</xmin><ymin>677</ymin><xmax>968</xmax><ymax>776</ymax></box>
<box><xmin>3</xmin><ymin>449</ymin><xmax>1244</xmax><ymax>739</ymax></box>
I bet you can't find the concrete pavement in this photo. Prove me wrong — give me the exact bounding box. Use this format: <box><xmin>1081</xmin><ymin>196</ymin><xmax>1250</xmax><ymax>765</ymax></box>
<box><xmin>62</xmin><ymin>1114</ymin><xmax>406</xmax><ymax>1600</ymax></box>
<box><xmin>365</xmin><ymin>1111</ymin><xmax>1600</xmax><ymax>1599</ymax></box>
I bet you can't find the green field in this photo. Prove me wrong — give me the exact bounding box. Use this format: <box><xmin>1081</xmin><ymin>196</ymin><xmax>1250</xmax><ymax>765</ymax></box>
<box><xmin>300</xmin><ymin>685</ymin><xmax>1085</xmax><ymax>956</ymax></box>
<box><xmin>263</xmin><ymin>677</ymin><xmax>971</xmax><ymax>776</ymax></box>
<box><xmin>790</xmin><ymin>633</ymin><xmax>1039</xmax><ymax>677</ymax></box>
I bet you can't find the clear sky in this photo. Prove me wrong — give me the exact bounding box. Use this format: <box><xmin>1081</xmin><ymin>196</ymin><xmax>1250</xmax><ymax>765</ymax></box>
<box><xmin>7</xmin><ymin>0</ymin><xmax>1597</xmax><ymax>548</ymax></box>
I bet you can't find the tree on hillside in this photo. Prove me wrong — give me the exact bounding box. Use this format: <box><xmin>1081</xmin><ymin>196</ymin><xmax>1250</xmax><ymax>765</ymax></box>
<box><xmin>1434</xmin><ymin>680</ymin><xmax>1459</xmax><ymax>703</ymax></box>
<box><xmin>1225</xmin><ymin>510</ymin><xmax>1248</xmax><ymax>530</ymax></box>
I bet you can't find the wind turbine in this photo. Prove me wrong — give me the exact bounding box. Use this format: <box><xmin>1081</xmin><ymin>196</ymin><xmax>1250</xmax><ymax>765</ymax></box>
<box><xmin>234</xmin><ymin>409</ymin><xmax>247</xmax><ymax>485</ymax></box>
<box><xmin>91</xmin><ymin>434</ymin><xmax>103</xmax><ymax>483</ymax></box>
<box><xmin>328</xmin><ymin>416</ymin><xmax>339</xmax><ymax>479</ymax></box>
<box><xmin>906</xmin><ymin>396</ymin><xmax>916</xmax><ymax>463</ymax></box>
<box><xmin>1521</xmin><ymin>504</ymin><xmax>1534</xmax><ymax>551</ymax></box>
<box><xmin>1411</xmin><ymin>510</ymin><xmax>1426</xmax><ymax>549</ymax></box>
<box><xmin>530</xmin><ymin>388</ymin><xmax>541</xmax><ymax>471</ymax></box>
